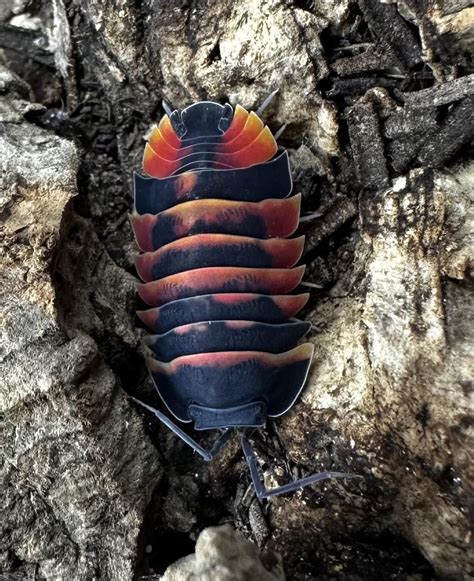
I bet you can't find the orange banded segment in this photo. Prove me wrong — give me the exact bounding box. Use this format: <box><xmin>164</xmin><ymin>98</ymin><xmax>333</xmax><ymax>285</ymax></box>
<box><xmin>217</xmin><ymin>112</ymin><xmax>264</xmax><ymax>153</ymax></box>
<box><xmin>134</xmin><ymin>234</ymin><xmax>305</xmax><ymax>282</ymax></box>
<box><xmin>262</xmin><ymin>194</ymin><xmax>301</xmax><ymax>238</ymax></box>
<box><xmin>130</xmin><ymin>195</ymin><xmax>301</xmax><ymax>252</ymax></box>
<box><xmin>158</xmin><ymin>115</ymin><xmax>181</xmax><ymax>149</ymax></box>
<box><xmin>222</xmin><ymin>126</ymin><xmax>277</xmax><ymax>167</ymax></box>
<box><xmin>221</xmin><ymin>104</ymin><xmax>249</xmax><ymax>142</ymax></box>
<box><xmin>137</xmin><ymin>265</ymin><xmax>306</xmax><ymax>306</ymax></box>
<box><xmin>148</xmin><ymin>112</ymin><xmax>264</xmax><ymax>159</ymax></box>
<box><xmin>129</xmin><ymin>212</ymin><xmax>155</xmax><ymax>254</ymax></box>
<box><xmin>143</xmin><ymin>144</ymin><xmax>180</xmax><ymax>178</ymax></box>
<box><xmin>148</xmin><ymin>126</ymin><xmax>193</xmax><ymax>160</ymax></box>
<box><xmin>143</xmin><ymin>127</ymin><xmax>278</xmax><ymax>178</ymax></box>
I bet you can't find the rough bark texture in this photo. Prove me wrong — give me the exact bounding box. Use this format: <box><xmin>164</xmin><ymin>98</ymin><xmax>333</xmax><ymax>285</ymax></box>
<box><xmin>0</xmin><ymin>67</ymin><xmax>162</xmax><ymax>580</ymax></box>
<box><xmin>1</xmin><ymin>0</ymin><xmax>473</xmax><ymax>580</ymax></box>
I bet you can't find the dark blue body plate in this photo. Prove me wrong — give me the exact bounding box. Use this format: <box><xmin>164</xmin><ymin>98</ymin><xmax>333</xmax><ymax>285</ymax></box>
<box><xmin>147</xmin><ymin>320</ymin><xmax>311</xmax><ymax>361</ymax></box>
<box><xmin>137</xmin><ymin>293</ymin><xmax>309</xmax><ymax>334</ymax></box>
<box><xmin>134</xmin><ymin>152</ymin><xmax>291</xmax><ymax>214</ymax></box>
<box><xmin>152</xmin><ymin>241</ymin><xmax>271</xmax><ymax>279</ymax></box>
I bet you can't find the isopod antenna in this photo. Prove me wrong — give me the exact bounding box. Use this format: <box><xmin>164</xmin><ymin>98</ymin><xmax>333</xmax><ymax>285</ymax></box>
<box><xmin>130</xmin><ymin>397</ymin><xmax>233</xmax><ymax>462</ymax></box>
<box><xmin>241</xmin><ymin>430</ymin><xmax>355</xmax><ymax>500</ymax></box>
<box><xmin>130</xmin><ymin>397</ymin><xmax>356</xmax><ymax>499</ymax></box>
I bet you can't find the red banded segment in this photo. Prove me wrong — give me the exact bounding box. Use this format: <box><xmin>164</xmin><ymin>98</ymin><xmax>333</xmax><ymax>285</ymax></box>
<box><xmin>135</xmin><ymin>234</ymin><xmax>305</xmax><ymax>282</ymax></box>
<box><xmin>147</xmin><ymin>111</ymin><xmax>263</xmax><ymax>161</ymax></box>
<box><xmin>158</xmin><ymin>115</ymin><xmax>181</xmax><ymax>149</ymax></box>
<box><xmin>218</xmin><ymin>112</ymin><xmax>263</xmax><ymax>152</ymax></box>
<box><xmin>221</xmin><ymin>104</ymin><xmax>248</xmax><ymax>142</ymax></box>
<box><xmin>148</xmin><ymin>127</ymin><xmax>192</xmax><ymax>160</ymax></box>
<box><xmin>149</xmin><ymin>343</ymin><xmax>314</xmax><ymax>374</ymax></box>
<box><xmin>143</xmin><ymin>127</ymin><xmax>277</xmax><ymax>178</ymax></box>
<box><xmin>130</xmin><ymin>195</ymin><xmax>301</xmax><ymax>252</ymax></box>
<box><xmin>152</xmin><ymin>105</ymin><xmax>248</xmax><ymax>153</ymax></box>
<box><xmin>137</xmin><ymin>265</ymin><xmax>305</xmax><ymax>306</ymax></box>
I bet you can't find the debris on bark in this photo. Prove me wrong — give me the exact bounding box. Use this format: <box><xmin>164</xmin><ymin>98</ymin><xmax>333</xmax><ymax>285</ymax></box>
<box><xmin>416</xmin><ymin>95</ymin><xmax>474</xmax><ymax>167</ymax></box>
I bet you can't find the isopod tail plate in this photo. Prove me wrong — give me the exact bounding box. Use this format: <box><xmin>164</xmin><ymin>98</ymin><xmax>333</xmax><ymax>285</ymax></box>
<box><xmin>148</xmin><ymin>344</ymin><xmax>315</xmax><ymax>424</ymax></box>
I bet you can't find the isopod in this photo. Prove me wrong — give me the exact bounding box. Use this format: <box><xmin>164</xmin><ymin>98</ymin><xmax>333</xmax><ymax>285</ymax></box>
<box><xmin>131</xmin><ymin>98</ymin><xmax>352</xmax><ymax>498</ymax></box>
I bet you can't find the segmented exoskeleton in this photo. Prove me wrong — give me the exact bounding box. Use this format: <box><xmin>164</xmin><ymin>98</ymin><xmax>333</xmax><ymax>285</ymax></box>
<box><xmin>131</xmin><ymin>98</ymin><xmax>351</xmax><ymax>498</ymax></box>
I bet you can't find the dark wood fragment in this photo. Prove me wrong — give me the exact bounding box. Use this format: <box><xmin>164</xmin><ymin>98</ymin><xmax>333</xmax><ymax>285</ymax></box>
<box><xmin>358</xmin><ymin>0</ymin><xmax>422</xmax><ymax>69</ymax></box>
<box><xmin>331</xmin><ymin>45</ymin><xmax>395</xmax><ymax>77</ymax></box>
<box><xmin>303</xmin><ymin>194</ymin><xmax>357</xmax><ymax>255</ymax></box>
<box><xmin>417</xmin><ymin>96</ymin><xmax>474</xmax><ymax>167</ymax></box>
<box><xmin>346</xmin><ymin>99</ymin><xmax>389</xmax><ymax>190</ymax></box>
<box><xmin>387</xmin><ymin>137</ymin><xmax>424</xmax><ymax>173</ymax></box>
<box><xmin>327</xmin><ymin>77</ymin><xmax>399</xmax><ymax>98</ymax></box>
<box><xmin>384</xmin><ymin>107</ymin><xmax>438</xmax><ymax>139</ymax></box>
<box><xmin>0</xmin><ymin>24</ymin><xmax>54</xmax><ymax>67</ymax></box>
<box><xmin>397</xmin><ymin>75</ymin><xmax>474</xmax><ymax>108</ymax></box>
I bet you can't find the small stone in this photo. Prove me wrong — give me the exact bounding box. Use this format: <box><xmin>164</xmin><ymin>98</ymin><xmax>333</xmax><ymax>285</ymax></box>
<box><xmin>162</xmin><ymin>525</ymin><xmax>285</xmax><ymax>581</ymax></box>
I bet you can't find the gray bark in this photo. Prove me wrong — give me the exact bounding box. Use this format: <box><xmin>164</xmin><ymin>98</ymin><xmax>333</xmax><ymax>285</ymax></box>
<box><xmin>1</xmin><ymin>0</ymin><xmax>473</xmax><ymax>579</ymax></box>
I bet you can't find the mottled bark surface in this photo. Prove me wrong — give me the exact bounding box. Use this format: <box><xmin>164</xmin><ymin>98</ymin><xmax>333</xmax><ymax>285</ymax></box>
<box><xmin>1</xmin><ymin>1</ymin><xmax>473</xmax><ymax>580</ymax></box>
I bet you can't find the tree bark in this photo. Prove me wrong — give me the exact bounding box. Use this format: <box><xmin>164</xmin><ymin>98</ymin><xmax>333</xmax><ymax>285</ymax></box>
<box><xmin>1</xmin><ymin>0</ymin><xmax>472</xmax><ymax>579</ymax></box>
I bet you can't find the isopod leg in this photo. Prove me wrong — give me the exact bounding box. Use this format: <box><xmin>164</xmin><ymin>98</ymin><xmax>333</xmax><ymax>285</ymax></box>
<box><xmin>130</xmin><ymin>396</ymin><xmax>233</xmax><ymax>462</ymax></box>
<box><xmin>241</xmin><ymin>431</ymin><xmax>357</xmax><ymax>500</ymax></box>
